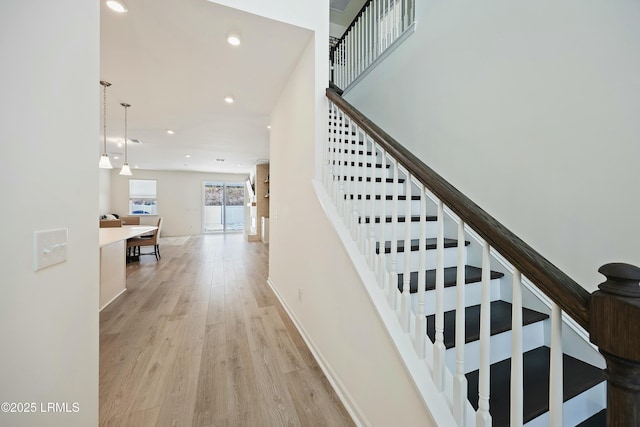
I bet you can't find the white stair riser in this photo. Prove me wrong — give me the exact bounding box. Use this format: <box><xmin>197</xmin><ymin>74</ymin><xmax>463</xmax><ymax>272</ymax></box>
<box><xmin>385</xmin><ymin>246</ymin><xmax>461</xmax><ymax>271</ymax></box>
<box><xmin>361</xmin><ymin>220</ymin><xmax>438</xmax><ymax>241</ymax></box>
<box><xmin>329</xmin><ymin>150</ymin><xmax>378</xmax><ymax>161</ymax></box>
<box><xmin>340</xmin><ymin>181</ymin><xmax>407</xmax><ymax>196</ymax></box>
<box><xmin>525</xmin><ymin>382</ymin><xmax>606</xmax><ymax>427</ymax></box>
<box><xmin>353</xmin><ymin>199</ymin><xmax>424</xmax><ymax>216</ymax></box>
<box><xmin>332</xmin><ymin>166</ymin><xmax>391</xmax><ymax>179</ymax></box>
<box><xmin>446</xmin><ymin>320</ymin><xmax>547</xmax><ymax>374</ymax></box>
<box><xmin>409</xmin><ymin>278</ymin><xmax>502</xmax><ymax>315</ymax></box>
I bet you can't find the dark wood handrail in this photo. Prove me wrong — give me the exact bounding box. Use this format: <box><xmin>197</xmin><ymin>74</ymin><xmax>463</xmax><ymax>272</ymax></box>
<box><xmin>326</xmin><ymin>86</ymin><xmax>591</xmax><ymax>330</ymax></box>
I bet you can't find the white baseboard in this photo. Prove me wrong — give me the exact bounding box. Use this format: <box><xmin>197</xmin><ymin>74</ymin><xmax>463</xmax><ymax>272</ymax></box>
<box><xmin>266</xmin><ymin>277</ymin><xmax>371</xmax><ymax>427</ymax></box>
<box><xmin>99</xmin><ymin>288</ymin><xmax>127</xmax><ymax>312</ymax></box>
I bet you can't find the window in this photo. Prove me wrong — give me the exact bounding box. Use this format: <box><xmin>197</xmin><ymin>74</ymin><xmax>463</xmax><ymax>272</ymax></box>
<box><xmin>129</xmin><ymin>179</ymin><xmax>157</xmax><ymax>215</ymax></box>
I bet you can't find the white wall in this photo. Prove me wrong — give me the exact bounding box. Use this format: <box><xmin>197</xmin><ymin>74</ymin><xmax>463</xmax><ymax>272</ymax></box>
<box><xmin>99</xmin><ymin>169</ymin><xmax>112</xmax><ymax>215</ymax></box>
<box><xmin>0</xmin><ymin>1</ymin><xmax>99</xmax><ymax>426</ymax></box>
<box><xmin>265</xmin><ymin>10</ymin><xmax>436</xmax><ymax>427</ymax></box>
<box><xmin>109</xmin><ymin>169</ymin><xmax>249</xmax><ymax>236</ymax></box>
<box><xmin>344</xmin><ymin>0</ymin><xmax>640</xmax><ymax>292</ymax></box>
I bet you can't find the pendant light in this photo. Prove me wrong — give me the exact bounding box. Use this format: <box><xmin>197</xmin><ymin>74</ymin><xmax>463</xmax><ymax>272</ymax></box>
<box><xmin>119</xmin><ymin>102</ymin><xmax>132</xmax><ymax>176</ymax></box>
<box><xmin>99</xmin><ymin>81</ymin><xmax>113</xmax><ymax>169</ymax></box>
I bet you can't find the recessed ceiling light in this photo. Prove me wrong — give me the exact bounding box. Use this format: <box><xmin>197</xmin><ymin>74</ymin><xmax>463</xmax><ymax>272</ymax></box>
<box><xmin>267</xmin><ymin>125</ymin><xmax>271</xmax><ymax>129</ymax></box>
<box><xmin>167</xmin><ymin>130</ymin><xmax>175</xmax><ymax>135</ymax></box>
<box><xmin>113</xmin><ymin>156</ymin><xmax>120</xmax><ymax>160</ymax></box>
<box><xmin>224</xmin><ymin>96</ymin><xmax>234</xmax><ymax>104</ymax></box>
<box><xmin>185</xmin><ymin>154</ymin><xmax>191</xmax><ymax>158</ymax></box>
<box><xmin>227</xmin><ymin>33</ymin><xmax>241</xmax><ymax>46</ymax></box>
<box><xmin>106</xmin><ymin>0</ymin><xmax>128</xmax><ymax>13</ymax></box>
<box><xmin>117</xmin><ymin>142</ymin><xmax>123</xmax><ymax>148</ymax></box>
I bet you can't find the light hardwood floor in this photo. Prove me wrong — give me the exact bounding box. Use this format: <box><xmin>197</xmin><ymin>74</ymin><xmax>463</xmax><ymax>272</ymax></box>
<box><xmin>100</xmin><ymin>233</ymin><xmax>355</xmax><ymax>427</ymax></box>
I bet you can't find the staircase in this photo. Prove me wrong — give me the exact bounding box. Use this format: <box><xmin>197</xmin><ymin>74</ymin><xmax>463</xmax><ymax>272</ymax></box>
<box><xmin>323</xmin><ymin>97</ymin><xmax>607</xmax><ymax>426</ymax></box>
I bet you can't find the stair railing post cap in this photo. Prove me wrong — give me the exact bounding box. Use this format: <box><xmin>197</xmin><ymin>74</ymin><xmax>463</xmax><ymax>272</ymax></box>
<box><xmin>597</xmin><ymin>262</ymin><xmax>640</xmax><ymax>297</ymax></box>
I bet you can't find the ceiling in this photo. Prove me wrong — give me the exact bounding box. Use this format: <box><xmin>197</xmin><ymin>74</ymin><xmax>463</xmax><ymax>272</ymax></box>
<box><xmin>100</xmin><ymin>0</ymin><xmax>312</xmax><ymax>175</ymax></box>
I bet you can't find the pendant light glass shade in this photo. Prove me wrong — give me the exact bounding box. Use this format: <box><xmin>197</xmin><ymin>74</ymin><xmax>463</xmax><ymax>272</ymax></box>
<box><xmin>99</xmin><ymin>81</ymin><xmax>113</xmax><ymax>169</ymax></box>
<box><xmin>99</xmin><ymin>154</ymin><xmax>113</xmax><ymax>169</ymax></box>
<box><xmin>119</xmin><ymin>102</ymin><xmax>132</xmax><ymax>176</ymax></box>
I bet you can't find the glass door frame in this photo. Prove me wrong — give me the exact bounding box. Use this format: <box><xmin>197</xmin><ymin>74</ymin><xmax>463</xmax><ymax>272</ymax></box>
<box><xmin>202</xmin><ymin>181</ymin><xmax>245</xmax><ymax>233</ymax></box>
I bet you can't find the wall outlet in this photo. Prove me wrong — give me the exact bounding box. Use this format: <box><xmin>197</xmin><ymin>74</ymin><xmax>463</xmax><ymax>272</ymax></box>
<box><xmin>34</xmin><ymin>228</ymin><xmax>68</xmax><ymax>271</ymax></box>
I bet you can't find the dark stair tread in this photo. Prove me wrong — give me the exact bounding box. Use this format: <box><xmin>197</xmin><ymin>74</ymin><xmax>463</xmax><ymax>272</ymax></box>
<box><xmin>376</xmin><ymin>238</ymin><xmax>470</xmax><ymax>254</ymax></box>
<box><xmin>340</xmin><ymin>176</ymin><xmax>404</xmax><ymax>183</ymax></box>
<box><xmin>346</xmin><ymin>194</ymin><xmax>421</xmax><ymax>201</ymax></box>
<box><xmin>576</xmin><ymin>409</ymin><xmax>606</xmax><ymax>427</ymax></box>
<box><xmin>330</xmin><ymin>148</ymin><xmax>375</xmax><ymax>156</ymax></box>
<box><xmin>331</xmin><ymin>161</ymin><xmax>390</xmax><ymax>168</ymax></box>
<box><xmin>359</xmin><ymin>215</ymin><xmax>438</xmax><ymax>224</ymax></box>
<box><xmin>398</xmin><ymin>265</ymin><xmax>505</xmax><ymax>293</ymax></box>
<box><xmin>425</xmin><ymin>300</ymin><xmax>549</xmax><ymax>349</ymax></box>
<box><xmin>466</xmin><ymin>346</ymin><xmax>606</xmax><ymax>426</ymax></box>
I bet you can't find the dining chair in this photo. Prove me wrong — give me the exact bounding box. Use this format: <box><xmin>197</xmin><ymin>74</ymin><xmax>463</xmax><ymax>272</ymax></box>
<box><xmin>100</xmin><ymin>219</ymin><xmax>122</xmax><ymax>228</ymax></box>
<box><xmin>120</xmin><ymin>216</ymin><xmax>140</xmax><ymax>225</ymax></box>
<box><xmin>127</xmin><ymin>217</ymin><xmax>163</xmax><ymax>261</ymax></box>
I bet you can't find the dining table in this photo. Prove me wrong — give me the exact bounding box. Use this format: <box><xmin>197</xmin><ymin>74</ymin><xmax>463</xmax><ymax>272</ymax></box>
<box><xmin>99</xmin><ymin>225</ymin><xmax>157</xmax><ymax>310</ymax></box>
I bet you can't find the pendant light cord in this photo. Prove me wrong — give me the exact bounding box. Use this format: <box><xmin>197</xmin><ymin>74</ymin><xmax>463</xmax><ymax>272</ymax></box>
<box><xmin>121</xmin><ymin>102</ymin><xmax>131</xmax><ymax>163</ymax></box>
<box><xmin>100</xmin><ymin>81</ymin><xmax>112</xmax><ymax>155</ymax></box>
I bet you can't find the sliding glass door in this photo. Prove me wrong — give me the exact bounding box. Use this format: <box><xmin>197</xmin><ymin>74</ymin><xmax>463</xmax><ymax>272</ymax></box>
<box><xmin>203</xmin><ymin>181</ymin><xmax>244</xmax><ymax>233</ymax></box>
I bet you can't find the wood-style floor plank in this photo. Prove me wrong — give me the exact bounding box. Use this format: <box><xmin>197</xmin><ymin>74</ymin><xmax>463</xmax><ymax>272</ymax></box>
<box><xmin>99</xmin><ymin>233</ymin><xmax>354</xmax><ymax>427</ymax></box>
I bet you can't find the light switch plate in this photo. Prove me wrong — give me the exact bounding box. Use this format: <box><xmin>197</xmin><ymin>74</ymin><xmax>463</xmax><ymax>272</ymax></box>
<box><xmin>34</xmin><ymin>228</ymin><xmax>68</xmax><ymax>271</ymax></box>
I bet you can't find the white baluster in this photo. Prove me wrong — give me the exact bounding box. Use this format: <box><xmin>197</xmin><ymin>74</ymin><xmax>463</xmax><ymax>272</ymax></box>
<box><xmin>388</xmin><ymin>158</ymin><xmax>399</xmax><ymax>311</ymax></box>
<box><xmin>433</xmin><ymin>200</ymin><xmax>446</xmax><ymax>391</ymax></box>
<box><xmin>414</xmin><ymin>184</ymin><xmax>427</xmax><ymax>357</ymax></box>
<box><xmin>344</xmin><ymin>33</ymin><xmax>348</xmax><ymax>87</ymax></box>
<box><xmin>511</xmin><ymin>269</ymin><xmax>523</xmax><ymax>427</ymax></box>
<box><xmin>549</xmin><ymin>303</ymin><xmax>563</xmax><ymax>427</ymax></box>
<box><xmin>334</xmin><ymin>108</ymin><xmax>344</xmax><ymax>212</ymax></box>
<box><xmin>476</xmin><ymin>240</ymin><xmax>492</xmax><ymax>427</ymax></box>
<box><xmin>357</xmin><ymin>15</ymin><xmax>362</xmax><ymax>76</ymax></box>
<box><xmin>359</xmin><ymin>134</ymin><xmax>368</xmax><ymax>252</ymax></box>
<box><xmin>403</xmin><ymin>0</ymin><xmax>408</xmax><ymax>31</ymax></box>
<box><xmin>348</xmin><ymin>31</ymin><xmax>352</xmax><ymax>86</ymax></box>
<box><xmin>385</xmin><ymin>0</ymin><xmax>390</xmax><ymax>50</ymax></box>
<box><xmin>340</xmin><ymin>114</ymin><xmax>348</xmax><ymax>221</ymax></box>
<box><xmin>368</xmin><ymin>142</ymin><xmax>377</xmax><ymax>268</ymax></box>
<box><xmin>327</xmin><ymin>104</ymin><xmax>336</xmax><ymax>199</ymax></box>
<box><xmin>411</xmin><ymin>0</ymin><xmax>415</xmax><ymax>26</ymax></box>
<box><xmin>368</xmin><ymin>3</ymin><xmax>372</xmax><ymax>67</ymax></box>
<box><xmin>351</xmin><ymin>126</ymin><xmax>360</xmax><ymax>240</ymax></box>
<box><xmin>345</xmin><ymin>120</ymin><xmax>354</xmax><ymax>228</ymax></box>
<box><xmin>363</xmin><ymin>7</ymin><xmax>369</xmax><ymax>69</ymax></box>
<box><xmin>378</xmin><ymin>150</ymin><xmax>387</xmax><ymax>290</ymax></box>
<box><xmin>453</xmin><ymin>218</ymin><xmax>467</xmax><ymax>426</ymax></box>
<box><xmin>338</xmin><ymin>45</ymin><xmax>343</xmax><ymax>88</ymax></box>
<box><xmin>393</xmin><ymin>0</ymin><xmax>398</xmax><ymax>41</ymax></box>
<box><xmin>373</xmin><ymin>0</ymin><xmax>378</xmax><ymax>58</ymax></box>
<box><xmin>324</xmin><ymin>103</ymin><xmax>331</xmax><ymax>190</ymax></box>
<box><xmin>400</xmin><ymin>171</ymin><xmax>412</xmax><ymax>332</ymax></box>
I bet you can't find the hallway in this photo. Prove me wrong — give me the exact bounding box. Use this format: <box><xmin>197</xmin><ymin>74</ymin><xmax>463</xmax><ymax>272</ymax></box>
<box><xmin>99</xmin><ymin>233</ymin><xmax>354</xmax><ymax>426</ymax></box>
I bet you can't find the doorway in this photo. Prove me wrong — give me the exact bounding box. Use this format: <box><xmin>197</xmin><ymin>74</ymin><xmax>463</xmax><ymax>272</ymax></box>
<box><xmin>203</xmin><ymin>181</ymin><xmax>245</xmax><ymax>233</ymax></box>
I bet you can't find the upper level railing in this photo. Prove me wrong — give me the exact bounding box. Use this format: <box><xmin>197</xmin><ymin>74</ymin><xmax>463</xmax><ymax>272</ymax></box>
<box><xmin>330</xmin><ymin>0</ymin><xmax>415</xmax><ymax>90</ymax></box>
<box><xmin>322</xmin><ymin>86</ymin><xmax>640</xmax><ymax>426</ymax></box>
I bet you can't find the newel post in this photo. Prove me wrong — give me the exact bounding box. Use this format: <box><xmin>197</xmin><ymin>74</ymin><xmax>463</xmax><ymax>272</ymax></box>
<box><xmin>590</xmin><ymin>262</ymin><xmax>640</xmax><ymax>426</ymax></box>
